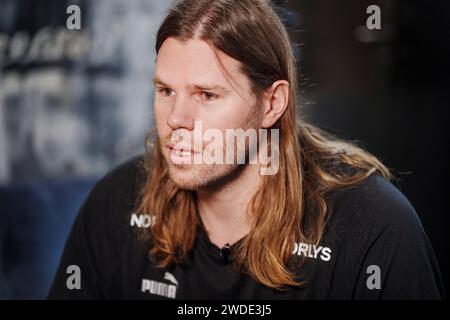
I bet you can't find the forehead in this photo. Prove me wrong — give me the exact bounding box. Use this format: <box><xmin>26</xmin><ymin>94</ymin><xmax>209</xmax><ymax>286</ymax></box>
<box><xmin>155</xmin><ymin>37</ymin><xmax>251</xmax><ymax>94</ymax></box>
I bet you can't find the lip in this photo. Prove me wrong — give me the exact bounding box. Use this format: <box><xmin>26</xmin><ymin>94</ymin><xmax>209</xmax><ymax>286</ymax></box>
<box><xmin>166</xmin><ymin>142</ymin><xmax>200</xmax><ymax>154</ymax></box>
<box><xmin>167</xmin><ymin>143</ymin><xmax>199</xmax><ymax>164</ymax></box>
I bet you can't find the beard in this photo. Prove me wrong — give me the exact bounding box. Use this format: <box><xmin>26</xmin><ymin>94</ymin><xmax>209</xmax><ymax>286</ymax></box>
<box><xmin>159</xmin><ymin>107</ymin><xmax>262</xmax><ymax>191</ymax></box>
<box><xmin>165</xmin><ymin>160</ymin><xmax>242</xmax><ymax>191</ymax></box>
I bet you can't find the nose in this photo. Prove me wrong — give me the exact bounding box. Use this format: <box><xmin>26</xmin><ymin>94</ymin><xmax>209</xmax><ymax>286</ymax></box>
<box><xmin>167</xmin><ymin>94</ymin><xmax>195</xmax><ymax>131</ymax></box>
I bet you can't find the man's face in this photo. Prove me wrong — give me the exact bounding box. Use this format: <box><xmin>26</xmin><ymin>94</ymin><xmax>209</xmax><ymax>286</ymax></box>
<box><xmin>153</xmin><ymin>37</ymin><xmax>263</xmax><ymax>190</ymax></box>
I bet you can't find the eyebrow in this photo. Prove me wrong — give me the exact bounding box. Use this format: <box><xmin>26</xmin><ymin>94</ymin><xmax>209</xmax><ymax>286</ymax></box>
<box><xmin>152</xmin><ymin>76</ymin><xmax>230</xmax><ymax>93</ymax></box>
<box><xmin>152</xmin><ymin>76</ymin><xmax>170</xmax><ymax>88</ymax></box>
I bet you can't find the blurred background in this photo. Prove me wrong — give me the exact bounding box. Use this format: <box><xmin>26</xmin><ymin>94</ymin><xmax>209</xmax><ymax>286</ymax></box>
<box><xmin>0</xmin><ymin>0</ymin><xmax>448</xmax><ymax>299</ymax></box>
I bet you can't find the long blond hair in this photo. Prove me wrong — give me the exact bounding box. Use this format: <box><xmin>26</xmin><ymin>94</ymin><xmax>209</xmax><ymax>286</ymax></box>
<box><xmin>136</xmin><ymin>0</ymin><xmax>392</xmax><ymax>290</ymax></box>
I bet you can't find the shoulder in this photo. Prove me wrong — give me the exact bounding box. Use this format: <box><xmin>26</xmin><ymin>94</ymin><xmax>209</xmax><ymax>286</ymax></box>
<box><xmin>47</xmin><ymin>156</ymin><xmax>148</xmax><ymax>298</ymax></box>
<box><xmin>76</xmin><ymin>155</ymin><xmax>147</xmax><ymax>238</ymax></box>
<box><xmin>322</xmin><ymin>173</ymin><xmax>431</xmax><ymax>260</ymax></box>
<box><xmin>89</xmin><ymin>155</ymin><xmax>146</xmax><ymax>202</ymax></box>
<box><xmin>326</xmin><ymin>173</ymin><xmax>423</xmax><ymax>234</ymax></box>
<box><xmin>83</xmin><ymin>155</ymin><xmax>147</xmax><ymax>214</ymax></box>
<box><xmin>324</xmin><ymin>174</ymin><xmax>444</xmax><ymax>299</ymax></box>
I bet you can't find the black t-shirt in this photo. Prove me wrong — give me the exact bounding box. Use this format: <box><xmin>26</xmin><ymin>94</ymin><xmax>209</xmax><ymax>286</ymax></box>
<box><xmin>47</xmin><ymin>156</ymin><xmax>444</xmax><ymax>299</ymax></box>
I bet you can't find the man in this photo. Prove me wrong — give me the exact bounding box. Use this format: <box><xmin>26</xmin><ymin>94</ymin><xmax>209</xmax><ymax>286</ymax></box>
<box><xmin>48</xmin><ymin>0</ymin><xmax>443</xmax><ymax>299</ymax></box>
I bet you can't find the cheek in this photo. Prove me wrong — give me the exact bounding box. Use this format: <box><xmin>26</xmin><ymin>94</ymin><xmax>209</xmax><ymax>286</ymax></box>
<box><xmin>154</xmin><ymin>102</ymin><xmax>171</xmax><ymax>134</ymax></box>
<box><xmin>203</xmin><ymin>98</ymin><xmax>256</xmax><ymax>131</ymax></box>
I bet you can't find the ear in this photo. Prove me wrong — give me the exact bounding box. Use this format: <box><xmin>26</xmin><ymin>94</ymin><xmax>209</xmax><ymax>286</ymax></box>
<box><xmin>261</xmin><ymin>80</ymin><xmax>289</xmax><ymax>128</ymax></box>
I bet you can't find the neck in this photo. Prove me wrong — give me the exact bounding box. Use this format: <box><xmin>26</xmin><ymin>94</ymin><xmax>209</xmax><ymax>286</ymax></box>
<box><xmin>196</xmin><ymin>163</ymin><xmax>261</xmax><ymax>248</ymax></box>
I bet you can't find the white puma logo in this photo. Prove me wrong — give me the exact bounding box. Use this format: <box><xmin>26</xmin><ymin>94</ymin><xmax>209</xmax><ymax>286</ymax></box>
<box><xmin>164</xmin><ymin>272</ymin><xmax>179</xmax><ymax>286</ymax></box>
<box><xmin>141</xmin><ymin>272</ymin><xmax>179</xmax><ymax>299</ymax></box>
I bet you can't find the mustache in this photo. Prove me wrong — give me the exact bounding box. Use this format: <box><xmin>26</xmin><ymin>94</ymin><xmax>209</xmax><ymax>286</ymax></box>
<box><xmin>158</xmin><ymin>131</ymin><xmax>195</xmax><ymax>147</ymax></box>
<box><xmin>158</xmin><ymin>134</ymin><xmax>172</xmax><ymax>146</ymax></box>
